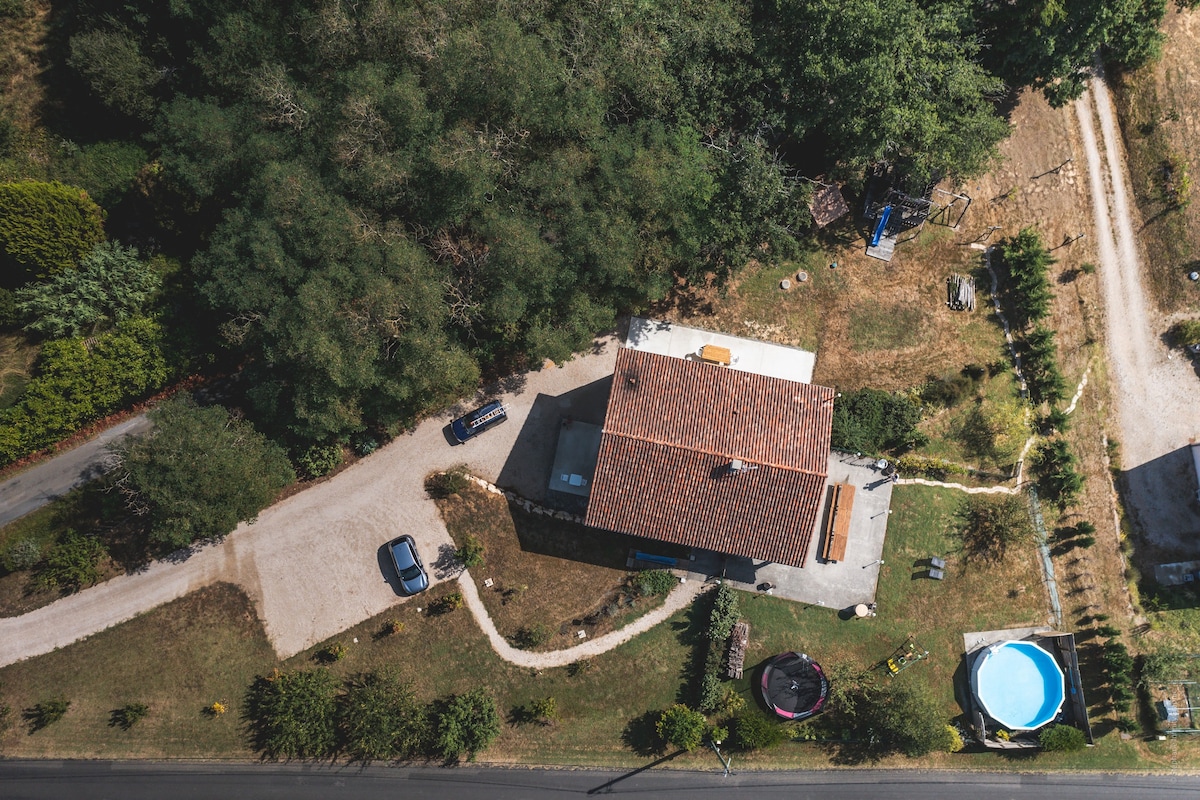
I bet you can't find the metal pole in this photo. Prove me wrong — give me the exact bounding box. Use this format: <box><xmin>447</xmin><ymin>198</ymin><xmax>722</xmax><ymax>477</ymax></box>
<box><xmin>709</xmin><ymin>740</ymin><xmax>732</xmax><ymax>777</ymax></box>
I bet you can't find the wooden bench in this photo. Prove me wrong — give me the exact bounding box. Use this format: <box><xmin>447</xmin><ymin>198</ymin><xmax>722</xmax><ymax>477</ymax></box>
<box><xmin>726</xmin><ymin>621</ymin><xmax>750</xmax><ymax>679</ymax></box>
<box><xmin>699</xmin><ymin>344</ymin><xmax>732</xmax><ymax>366</ymax></box>
<box><xmin>821</xmin><ymin>483</ymin><xmax>855</xmax><ymax>563</ymax></box>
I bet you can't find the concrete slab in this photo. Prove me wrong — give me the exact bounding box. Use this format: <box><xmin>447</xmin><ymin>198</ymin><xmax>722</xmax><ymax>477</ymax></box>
<box><xmin>962</xmin><ymin>625</ymin><xmax>1051</xmax><ymax>656</ymax></box>
<box><xmin>547</xmin><ymin>422</ymin><xmax>602</xmax><ymax>497</ymax></box>
<box><xmin>1154</xmin><ymin>560</ymin><xmax>1200</xmax><ymax>586</ymax></box>
<box><xmin>625</xmin><ymin>316</ymin><xmax>816</xmax><ymax>384</ymax></box>
<box><xmin>685</xmin><ymin>452</ymin><xmax>894</xmax><ymax>609</ymax></box>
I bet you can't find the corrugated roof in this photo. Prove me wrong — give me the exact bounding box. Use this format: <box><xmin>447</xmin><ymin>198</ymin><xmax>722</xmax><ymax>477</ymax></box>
<box><xmin>585</xmin><ymin>348</ymin><xmax>834</xmax><ymax>567</ymax></box>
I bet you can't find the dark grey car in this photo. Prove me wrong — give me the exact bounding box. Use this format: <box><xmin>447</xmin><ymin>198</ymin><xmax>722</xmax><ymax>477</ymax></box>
<box><xmin>387</xmin><ymin>535</ymin><xmax>429</xmax><ymax>595</ymax></box>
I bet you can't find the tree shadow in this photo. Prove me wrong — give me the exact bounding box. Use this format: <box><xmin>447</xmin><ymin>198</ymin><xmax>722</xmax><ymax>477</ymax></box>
<box><xmin>431</xmin><ymin>543</ymin><xmax>464</xmax><ymax>581</ymax></box>
<box><xmin>621</xmin><ymin>709</ymin><xmax>667</xmax><ymax>758</ymax></box>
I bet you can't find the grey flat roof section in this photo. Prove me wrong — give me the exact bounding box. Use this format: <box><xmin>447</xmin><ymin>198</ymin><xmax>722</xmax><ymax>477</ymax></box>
<box><xmin>625</xmin><ymin>316</ymin><xmax>816</xmax><ymax>384</ymax></box>
<box><xmin>548</xmin><ymin>421</ymin><xmax>602</xmax><ymax>497</ymax></box>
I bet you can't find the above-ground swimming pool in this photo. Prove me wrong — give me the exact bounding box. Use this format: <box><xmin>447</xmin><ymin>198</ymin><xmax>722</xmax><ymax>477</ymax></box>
<box><xmin>971</xmin><ymin>640</ymin><xmax>1065</xmax><ymax>731</ymax></box>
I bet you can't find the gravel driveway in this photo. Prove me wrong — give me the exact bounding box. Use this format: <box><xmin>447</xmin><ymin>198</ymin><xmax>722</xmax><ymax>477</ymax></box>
<box><xmin>0</xmin><ymin>338</ymin><xmax>621</xmax><ymax>667</ymax></box>
<box><xmin>1076</xmin><ymin>69</ymin><xmax>1200</xmax><ymax>556</ymax></box>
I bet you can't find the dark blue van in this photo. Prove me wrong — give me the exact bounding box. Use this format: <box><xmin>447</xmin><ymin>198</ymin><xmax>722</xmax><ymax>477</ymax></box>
<box><xmin>451</xmin><ymin>400</ymin><xmax>507</xmax><ymax>443</ymax></box>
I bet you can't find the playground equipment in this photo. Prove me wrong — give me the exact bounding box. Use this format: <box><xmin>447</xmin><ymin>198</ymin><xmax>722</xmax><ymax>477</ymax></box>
<box><xmin>884</xmin><ymin>638</ymin><xmax>929</xmax><ymax>677</ymax></box>
<box><xmin>869</xmin><ymin>205</ymin><xmax>894</xmax><ymax>247</ymax></box>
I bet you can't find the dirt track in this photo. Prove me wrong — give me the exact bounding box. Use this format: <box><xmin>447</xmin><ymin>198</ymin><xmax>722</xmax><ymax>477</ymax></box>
<box><xmin>1076</xmin><ymin>68</ymin><xmax>1200</xmax><ymax>556</ymax></box>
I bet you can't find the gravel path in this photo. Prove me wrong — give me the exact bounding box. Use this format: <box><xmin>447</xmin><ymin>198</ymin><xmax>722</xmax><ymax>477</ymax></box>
<box><xmin>1075</xmin><ymin>68</ymin><xmax>1200</xmax><ymax>552</ymax></box>
<box><xmin>0</xmin><ymin>339</ymin><xmax>623</xmax><ymax>667</ymax></box>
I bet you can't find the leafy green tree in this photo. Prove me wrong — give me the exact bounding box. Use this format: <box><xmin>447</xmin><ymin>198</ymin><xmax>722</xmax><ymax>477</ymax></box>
<box><xmin>832</xmin><ymin>388</ymin><xmax>925</xmax><ymax>455</ymax></box>
<box><xmin>858</xmin><ymin>680</ymin><xmax>954</xmax><ymax>757</ymax></box>
<box><xmin>455</xmin><ymin>535</ymin><xmax>485</xmax><ymax>569</ymax></box>
<box><xmin>111</xmin><ymin>395</ymin><xmax>295</xmax><ymax>548</ymax></box>
<box><xmin>68</xmin><ymin>27</ymin><xmax>161</xmax><ymax>121</ymax></box>
<box><xmin>955</xmin><ymin>493</ymin><xmax>1035</xmax><ymax>564</ymax></box>
<box><xmin>16</xmin><ymin>242</ymin><xmax>162</xmax><ymax>338</ymax></box>
<box><xmin>339</xmin><ymin>670</ymin><xmax>428</xmax><ymax>761</ymax></box>
<box><xmin>244</xmin><ymin>668</ymin><xmax>339</xmax><ymax>760</ymax></box>
<box><xmin>756</xmin><ymin>0</ymin><xmax>1009</xmax><ymax>181</ymax></box>
<box><xmin>979</xmin><ymin>0</ymin><xmax>1167</xmax><ymax>106</ymax></box>
<box><xmin>656</xmin><ymin>704</ymin><xmax>707</xmax><ymax>751</ymax></box>
<box><xmin>960</xmin><ymin>398</ymin><xmax>1029</xmax><ymax>464</ymax></box>
<box><xmin>34</xmin><ymin>529</ymin><xmax>107</xmax><ymax>592</ymax></box>
<box><xmin>0</xmin><ymin>181</ymin><xmax>105</xmax><ymax>282</ymax></box>
<box><xmin>434</xmin><ymin>688</ymin><xmax>501</xmax><ymax>761</ymax></box>
<box><xmin>1039</xmin><ymin>723</ymin><xmax>1086</xmax><ymax>752</ymax></box>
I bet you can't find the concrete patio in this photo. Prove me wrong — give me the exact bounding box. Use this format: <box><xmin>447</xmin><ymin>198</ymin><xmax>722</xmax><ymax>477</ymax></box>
<box><xmin>684</xmin><ymin>451</ymin><xmax>895</xmax><ymax>609</ymax></box>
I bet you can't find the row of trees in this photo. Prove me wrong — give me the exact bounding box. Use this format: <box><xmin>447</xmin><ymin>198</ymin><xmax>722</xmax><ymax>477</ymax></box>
<box><xmin>245</xmin><ymin>667</ymin><xmax>500</xmax><ymax>762</ymax></box>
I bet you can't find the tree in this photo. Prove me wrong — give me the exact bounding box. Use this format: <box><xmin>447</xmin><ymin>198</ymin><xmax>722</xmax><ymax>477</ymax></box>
<box><xmin>68</xmin><ymin>27</ymin><xmax>161</xmax><ymax>121</ymax></box>
<box><xmin>997</xmin><ymin>228</ymin><xmax>1055</xmax><ymax>328</ymax></box>
<box><xmin>16</xmin><ymin>242</ymin><xmax>162</xmax><ymax>338</ymax></box>
<box><xmin>955</xmin><ymin>493</ymin><xmax>1035</xmax><ymax>563</ymax></box>
<box><xmin>960</xmin><ymin>398</ymin><xmax>1029</xmax><ymax>464</ymax></box>
<box><xmin>34</xmin><ymin>528</ymin><xmax>107</xmax><ymax>592</ymax></box>
<box><xmin>455</xmin><ymin>535</ymin><xmax>484</xmax><ymax>569</ymax></box>
<box><xmin>244</xmin><ymin>668</ymin><xmax>339</xmax><ymax>760</ymax></box>
<box><xmin>111</xmin><ymin>395</ymin><xmax>295</xmax><ymax>548</ymax></box>
<box><xmin>858</xmin><ymin>680</ymin><xmax>954</xmax><ymax>758</ymax></box>
<box><xmin>1039</xmin><ymin>723</ymin><xmax>1086</xmax><ymax>752</ymax></box>
<box><xmin>0</xmin><ymin>181</ymin><xmax>105</xmax><ymax>282</ymax></box>
<box><xmin>339</xmin><ymin>670</ymin><xmax>428</xmax><ymax>761</ymax></box>
<box><xmin>25</xmin><ymin>697</ymin><xmax>70</xmax><ymax>731</ymax></box>
<box><xmin>109</xmin><ymin>702</ymin><xmax>150</xmax><ymax>730</ymax></box>
<box><xmin>1033</xmin><ymin>438</ymin><xmax>1084</xmax><ymax>509</ymax></box>
<box><xmin>434</xmin><ymin>688</ymin><xmax>501</xmax><ymax>761</ymax></box>
<box><xmin>656</xmin><ymin>704</ymin><xmax>706</xmax><ymax>751</ymax></box>
<box><xmin>979</xmin><ymin>0</ymin><xmax>1167</xmax><ymax>107</ymax></box>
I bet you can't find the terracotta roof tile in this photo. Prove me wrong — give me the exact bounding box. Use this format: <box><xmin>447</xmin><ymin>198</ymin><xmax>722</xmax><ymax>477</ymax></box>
<box><xmin>585</xmin><ymin>348</ymin><xmax>834</xmax><ymax>568</ymax></box>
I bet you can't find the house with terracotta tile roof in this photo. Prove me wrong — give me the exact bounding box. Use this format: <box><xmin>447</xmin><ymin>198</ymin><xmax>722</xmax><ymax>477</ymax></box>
<box><xmin>583</xmin><ymin>345</ymin><xmax>836</xmax><ymax>568</ymax></box>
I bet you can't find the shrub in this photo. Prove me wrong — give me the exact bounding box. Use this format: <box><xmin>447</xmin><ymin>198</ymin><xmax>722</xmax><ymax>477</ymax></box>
<box><xmin>1097</xmin><ymin>625</ymin><xmax>1121</xmax><ymax>638</ymax></box>
<box><xmin>297</xmin><ymin>442</ymin><xmax>343</xmax><ymax>478</ymax></box>
<box><xmin>698</xmin><ymin>672</ymin><xmax>723</xmax><ymax>714</ymax></box>
<box><xmin>946</xmin><ymin>724</ymin><xmax>965</xmax><ymax>752</ymax></box>
<box><xmin>633</xmin><ymin>569</ymin><xmax>676</xmax><ymax>597</ymax></box>
<box><xmin>567</xmin><ymin>659</ymin><xmax>592</xmax><ymax>677</ymax></box>
<box><xmin>529</xmin><ymin>696</ymin><xmax>558</xmax><ymax>724</ymax></box>
<box><xmin>316</xmin><ymin>641</ymin><xmax>349</xmax><ymax>663</ymax></box>
<box><xmin>433</xmin><ymin>592</ymin><xmax>464</xmax><ymax>614</ymax></box>
<box><xmin>710</xmin><ymin>725</ymin><xmax>730</xmax><ymax>744</ymax></box>
<box><xmin>381</xmin><ymin>619</ymin><xmax>404</xmax><ymax>637</ymax></box>
<box><xmin>733</xmin><ymin>711</ymin><xmax>786</xmax><ymax>750</ymax></box>
<box><xmin>1074</xmin><ymin>521</ymin><xmax>1096</xmax><ymax>536</ymax></box>
<box><xmin>206</xmin><ymin>701</ymin><xmax>227</xmax><ymax>717</ymax></box>
<box><xmin>831</xmin><ymin>387</ymin><xmax>925</xmax><ymax>454</ymax></box>
<box><xmin>455</xmin><ymin>535</ymin><xmax>485</xmax><ymax>569</ymax></box>
<box><xmin>0</xmin><ymin>181</ymin><xmax>105</xmax><ymax>280</ymax></box>
<box><xmin>109</xmin><ymin>702</ymin><xmax>149</xmax><ymax>730</ymax></box>
<box><xmin>1040</xmin><ymin>724</ymin><xmax>1086</xmax><ymax>752</ymax></box>
<box><xmin>35</xmin><ymin>529</ymin><xmax>107</xmax><ymax>592</ymax></box>
<box><xmin>425</xmin><ymin>467</ymin><xmax>470</xmax><ymax>499</ymax></box>
<box><xmin>25</xmin><ymin>697</ymin><xmax>71</xmax><ymax>731</ymax></box>
<box><xmin>656</xmin><ymin>704</ymin><xmax>707</xmax><ymax>751</ymax></box>
<box><xmin>707</xmin><ymin>583</ymin><xmax>741</xmax><ymax>641</ymax></box>
<box><xmin>510</xmin><ymin>623</ymin><xmax>551</xmax><ymax>649</ymax></box>
<box><xmin>434</xmin><ymin>688</ymin><xmax>501</xmax><ymax>761</ymax></box>
<box><xmin>2</xmin><ymin>536</ymin><xmax>44</xmax><ymax>572</ymax></box>
<box><xmin>339</xmin><ymin>669</ymin><xmax>428</xmax><ymax>761</ymax></box>
<box><xmin>1175</xmin><ymin>320</ymin><xmax>1200</xmax><ymax>348</ymax></box>
<box><xmin>1079</xmin><ymin>262</ymin><xmax>1096</xmax><ymax>275</ymax></box>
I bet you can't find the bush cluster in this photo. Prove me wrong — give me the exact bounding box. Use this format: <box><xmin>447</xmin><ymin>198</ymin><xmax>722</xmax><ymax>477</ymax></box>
<box><xmin>296</xmin><ymin>442</ymin><xmax>343</xmax><ymax>478</ymax></box>
<box><xmin>245</xmin><ymin>668</ymin><xmax>500</xmax><ymax>762</ymax></box>
<box><xmin>1039</xmin><ymin>723</ymin><xmax>1085</xmax><ymax>752</ymax></box>
<box><xmin>1102</xmin><ymin>640</ymin><xmax>1135</xmax><ymax>713</ymax></box>
<box><xmin>831</xmin><ymin>388</ymin><xmax>925</xmax><ymax>455</ymax></box>
<box><xmin>1032</xmin><ymin>438</ymin><xmax>1084</xmax><ymax>509</ymax></box>
<box><xmin>696</xmin><ymin>584</ymin><xmax>741</xmax><ymax>713</ymax></box>
<box><xmin>0</xmin><ymin>317</ymin><xmax>171</xmax><ymax>466</ymax></box>
<box><xmin>631</xmin><ymin>569</ymin><xmax>676</xmax><ymax>598</ymax></box>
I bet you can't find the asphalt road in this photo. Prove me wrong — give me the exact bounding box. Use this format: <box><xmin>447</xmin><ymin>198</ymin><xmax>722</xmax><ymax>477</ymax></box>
<box><xmin>0</xmin><ymin>414</ymin><xmax>152</xmax><ymax>527</ymax></box>
<box><xmin>2</xmin><ymin>762</ymin><xmax>1199</xmax><ymax>800</ymax></box>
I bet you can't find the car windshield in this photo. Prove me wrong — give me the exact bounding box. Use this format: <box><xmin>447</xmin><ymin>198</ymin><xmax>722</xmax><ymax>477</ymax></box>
<box><xmin>400</xmin><ymin>564</ymin><xmax>423</xmax><ymax>581</ymax></box>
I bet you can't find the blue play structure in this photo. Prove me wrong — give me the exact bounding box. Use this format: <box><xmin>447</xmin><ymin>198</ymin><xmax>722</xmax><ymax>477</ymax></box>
<box><xmin>870</xmin><ymin>204</ymin><xmax>894</xmax><ymax>247</ymax></box>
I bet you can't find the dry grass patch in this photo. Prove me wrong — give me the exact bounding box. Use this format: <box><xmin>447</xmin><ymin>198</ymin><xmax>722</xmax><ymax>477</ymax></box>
<box><xmin>436</xmin><ymin>484</ymin><xmax>679</xmax><ymax>650</ymax></box>
<box><xmin>0</xmin><ymin>582</ymin><xmax>272</xmax><ymax>758</ymax></box>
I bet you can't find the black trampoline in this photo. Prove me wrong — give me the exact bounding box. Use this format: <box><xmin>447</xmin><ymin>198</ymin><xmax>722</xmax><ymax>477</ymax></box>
<box><xmin>760</xmin><ymin>651</ymin><xmax>830</xmax><ymax>720</ymax></box>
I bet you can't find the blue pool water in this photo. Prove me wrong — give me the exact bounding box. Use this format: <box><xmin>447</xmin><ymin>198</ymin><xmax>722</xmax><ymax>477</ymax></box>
<box><xmin>971</xmin><ymin>640</ymin><xmax>1065</xmax><ymax>731</ymax></box>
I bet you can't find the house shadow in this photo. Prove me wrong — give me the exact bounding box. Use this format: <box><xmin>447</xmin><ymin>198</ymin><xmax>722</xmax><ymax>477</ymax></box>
<box><xmin>495</xmin><ymin>375</ymin><xmax>613</xmax><ymax>505</ymax></box>
<box><xmin>509</xmin><ymin>504</ymin><xmax>674</xmax><ymax>571</ymax></box>
<box><xmin>1117</xmin><ymin>445</ymin><xmax>1200</xmax><ymax>589</ymax></box>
